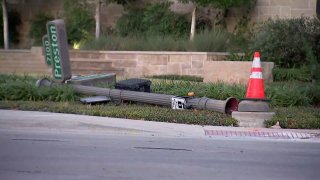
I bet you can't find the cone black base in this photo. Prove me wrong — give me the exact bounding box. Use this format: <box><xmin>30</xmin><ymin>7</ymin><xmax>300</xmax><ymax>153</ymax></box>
<box><xmin>238</xmin><ymin>99</ymin><xmax>270</xmax><ymax>112</ymax></box>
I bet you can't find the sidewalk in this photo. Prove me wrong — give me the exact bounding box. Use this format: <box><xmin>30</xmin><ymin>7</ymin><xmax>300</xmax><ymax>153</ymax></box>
<box><xmin>0</xmin><ymin>109</ymin><xmax>319</xmax><ymax>141</ymax></box>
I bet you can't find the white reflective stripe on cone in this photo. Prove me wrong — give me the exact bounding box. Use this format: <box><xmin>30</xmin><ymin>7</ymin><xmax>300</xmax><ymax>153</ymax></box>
<box><xmin>250</xmin><ymin>72</ymin><xmax>263</xmax><ymax>79</ymax></box>
<box><xmin>252</xmin><ymin>57</ymin><xmax>261</xmax><ymax>68</ymax></box>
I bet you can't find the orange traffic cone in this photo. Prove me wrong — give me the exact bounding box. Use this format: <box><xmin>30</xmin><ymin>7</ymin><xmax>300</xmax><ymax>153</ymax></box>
<box><xmin>238</xmin><ymin>52</ymin><xmax>270</xmax><ymax>112</ymax></box>
<box><xmin>245</xmin><ymin>52</ymin><xmax>266</xmax><ymax>99</ymax></box>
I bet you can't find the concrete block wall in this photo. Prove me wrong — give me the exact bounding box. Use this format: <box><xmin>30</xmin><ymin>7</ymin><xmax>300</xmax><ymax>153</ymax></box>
<box><xmin>225</xmin><ymin>0</ymin><xmax>317</xmax><ymax>31</ymax></box>
<box><xmin>69</xmin><ymin>51</ymin><xmax>216</xmax><ymax>78</ymax></box>
<box><xmin>0</xmin><ymin>47</ymin><xmax>274</xmax><ymax>84</ymax></box>
<box><xmin>0</xmin><ymin>47</ymin><xmax>51</xmax><ymax>75</ymax></box>
<box><xmin>252</xmin><ymin>0</ymin><xmax>317</xmax><ymax>21</ymax></box>
<box><xmin>204</xmin><ymin>61</ymin><xmax>274</xmax><ymax>84</ymax></box>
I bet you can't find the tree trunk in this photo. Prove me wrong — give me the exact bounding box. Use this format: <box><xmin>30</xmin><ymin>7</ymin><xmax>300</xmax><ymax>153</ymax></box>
<box><xmin>2</xmin><ymin>0</ymin><xmax>9</xmax><ymax>49</ymax></box>
<box><xmin>95</xmin><ymin>0</ymin><xmax>101</xmax><ymax>39</ymax></box>
<box><xmin>190</xmin><ymin>6</ymin><xmax>196</xmax><ymax>41</ymax></box>
<box><xmin>311</xmin><ymin>64</ymin><xmax>317</xmax><ymax>84</ymax></box>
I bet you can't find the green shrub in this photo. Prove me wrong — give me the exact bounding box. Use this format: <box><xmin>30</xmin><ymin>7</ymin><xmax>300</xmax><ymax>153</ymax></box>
<box><xmin>250</xmin><ymin>17</ymin><xmax>320</xmax><ymax>68</ymax></box>
<box><xmin>1</xmin><ymin>74</ymin><xmax>319</xmax><ymax>107</ymax></box>
<box><xmin>266</xmin><ymin>107</ymin><xmax>320</xmax><ymax>129</ymax></box>
<box><xmin>196</xmin><ymin>18</ymin><xmax>212</xmax><ymax>32</ymax></box>
<box><xmin>151</xmin><ymin>80</ymin><xmax>246</xmax><ymax>100</ymax></box>
<box><xmin>273</xmin><ymin>66</ymin><xmax>311</xmax><ymax>82</ymax></box>
<box><xmin>0</xmin><ymin>81</ymin><xmax>77</xmax><ymax>102</ymax></box>
<box><xmin>81</xmin><ymin>30</ymin><xmax>232</xmax><ymax>52</ymax></box>
<box><xmin>121</xmin><ymin>36</ymin><xmax>187</xmax><ymax>51</ymax></box>
<box><xmin>306</xmin><ymin>85</ymin><xmax>320</xmax><ymax>106</ymax></box>
<box><xmin>227</xmin><ymin>52</ymin><xmax>252</xmax><ymax>61</ymax></box>
<box><xmin>37</xmin><ymin>86</ymin><xmax>78</xmax><ymax>102</ymax></box>
<box><xmin>116</xmin><ymin>8</ymin><xmax>145</xmax><ymax>37</ymax></box>
<box><xmin>64</xmin><ymin>0</ymin><xmax>94</xmax><ymax>44</ymax></box>
<box><xmin>80</xmin><ymin>36</ymin><xmax>123</xmax><ymax>50</ymax></box>
<box><xmin>0</xmin><ymin>101</ymin><xmax>237</xmax><ymax>126</ymax></box>
<box><xmin>115</xmin><ymin>2</ymin><xmax>189</xmax><ymax>38</ymax></box>
<box><xmin>266</xmin><ymin>83</ymin><xmax>311</xmax><ymax>107</ymax></box>
<box><xmin>29</xmin><ymin>12</ymin><xmax>54</xmax><ymax>45</ymax></box>
<box><xmin>188</xmin><ymin>30</ymin><xmax>229</xmax><ymax>52</ymax></box>
<box><xmin>0</xmin><ymin>74</ymin><xmax>78</xmax><ymax>102</ymax></box>
<box><xmin>81</xmin><ymin>35</ymin><xmax>188</xmax><ymax>51</ymax></box>
<box><xmin>143</xmin><ymin>2</ymin><xmax>189</xmax><ymax>38</ymax></box>
<box><xmin>151</xmin><ymin>79</ymin><xmax>319</xmax><ymax>107</ymax></box>
<box><xmin>0</xmin><ymin>74</ymin><xmax>37</xmax><ymax>84</ymax></box>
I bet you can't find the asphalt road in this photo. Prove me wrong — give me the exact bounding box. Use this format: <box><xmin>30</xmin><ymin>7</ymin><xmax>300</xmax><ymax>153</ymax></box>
<box><xmin>1</xmin><ymin>128</ymin><xmax>320</xmax><ymax>180</ymax></box>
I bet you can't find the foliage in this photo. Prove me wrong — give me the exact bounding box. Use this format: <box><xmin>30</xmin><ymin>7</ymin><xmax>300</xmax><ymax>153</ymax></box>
<box><xmin>196</xmin><ymin>17</ymin><xmax>212</xmax><ymax>32</ymax></box>
<box><xmin>227</xmin><ymin>52</ymin><xmax>252</xmax><ymax>61</ymax></box>
<box><xmin>0</xmin><ymin>74</ymin><xmax>37</xmax><ymax>83</ymax></box>
<box><xmin>0</xmin><ymin>74</ymin><xmax>77</xmax><ymax>102</ymax></box>
<box><xmin>142</xmin><ymin>2</ymin><xmax>189</xmax><ymax>38</ymax></box>
<box><xmin>151</xmin><ymin>79</ymin><xmax>246</xmax><ymax>100</ymax></box>
<box><xmin>1</xmin><ymin>74</ymin><xmax>319</xmax><ymax>108</ymax></box>
<box><xmin>227</xmin><ymin>33</ymin><xmax>251</xmax><ymax>52</ymax></box>
<box><xmin>107</xmin><ymin>0</ymin><xmax>136</xmax><ymax>5</ymax></box>
<box><xmin>115</xmin><ymin>8</ymin><xmax>145</xmax><ymax>37</ymax></box>
<box><xmin>2</xmin><ymin>100</ymin><xmax>320</xmax><ymax>129</ymax></box>
<box><xmin>29</xmin><ymin>12</ymin><xmax>54</xmax><ymax>45</ymax></box>
<box><xmin>307</xmin><ymin>84</ymin><xmax>320</xmax><ymax>106</ymax></box>
<box><xmin>1</xmin><ymin>74</ymin><xmax>320</xmax><ymax>129</ymax></box>
<box><xmin>303</xmin><ymin>36</ymin><xmax>320</xmax><ymax>83</ymax></box>
<box><xmin>149</xmin><ymin>75</ymin><xmax>203</xmax><ymax>82</ymax></box>
<box><xmin>63</xmin><ymin>0</ymin><xmax>94</xmax><ymax>44</ymax></box>
<box><xmin>232</xmin><ymin>1</ymin><xmax>257</xmax><ymax>36</ymax></box>
<box><xmin>0</xmin><ymin>82</ymin><xmax>77</xmax><ymax>102</ymax></box>
<box><xmin>151</xmin><ymin>80</ymin><xmax>320</xmax><ymax>107</ymax></box>
<box><xmin>250</xmin><ymin>17</ymin><xmax>320</xmax><ymax>68</ymax></box>
<box><xmin>188</xmin><ymin>30</ymin><xmax>229</xmax><ymax>52</ymax></box>
<box><xmin>266</xmin><ymin>83</ymin><xmax>311</xmax><ymax>107</ymax></box>
<box><xmin>0</xmin><ymin>9</ymin><xmax>21</xmax><ymax>47</ymax></box>
<box><xmin>273</xmin><ymin>67</ymin><xmax>311</xmax><ymax>82</ymax></box>
<box><xmin>0</xmin><ymin>101</ymin><xmax>237</xmax><ymax>126</ymax></box>
<box><xmin>115</xmin><ymin>2</ymin><xmax>189</xmax><ymax>38</ymax></box>
<box><xmin>81</xmin><ymin>30</ymin><xmax>232</xmax><ymax>52</ymax></box>
<box><xmin>179</xmin><ymin>0</ymin><xmax>257</xmax><ymax>29</ymax></box>
<box><xmin>265</xmin><ymin>107</ymin><xmax>320</xmax><ymax>129</ymax></box>
<box><xmin>81</xmin><ymin>35</ymin><xmax>188</xmax><ymax>51</ymax></box>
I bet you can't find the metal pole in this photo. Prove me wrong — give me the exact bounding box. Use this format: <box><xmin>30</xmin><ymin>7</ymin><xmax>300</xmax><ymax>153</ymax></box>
<box><xmin>36</xmin><ymin>78</ymin><xmax>238</xmax><ymax>114</ymax></box>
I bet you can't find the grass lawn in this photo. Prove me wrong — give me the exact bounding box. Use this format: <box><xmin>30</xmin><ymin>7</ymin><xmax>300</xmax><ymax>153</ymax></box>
<box><xmin>0</xmin><ymin>74</ymin><xmax>319</xmax><ymax>129</ymax></box>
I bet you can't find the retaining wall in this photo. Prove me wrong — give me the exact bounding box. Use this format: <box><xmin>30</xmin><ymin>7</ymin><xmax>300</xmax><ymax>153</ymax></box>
<box><xmin>0</xmin><ymin>47</ymin><xmax>274</xmax><ymax>84</ymax></box>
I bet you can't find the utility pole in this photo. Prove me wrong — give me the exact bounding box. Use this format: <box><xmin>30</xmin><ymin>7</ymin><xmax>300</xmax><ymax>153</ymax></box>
<box><xmin>190</xmin><ymin>6</ymin><xmax>196</xmax><ymax>41</ymax></box>
<box><xmin>95</xmin><ymin>0</ymin><xmax>101</xmax><ymax>39</ymax></box>
<box><xmin>2</xmin><ymin>0</ymin><xmax>9</xmax><ymax>49</ymax></box>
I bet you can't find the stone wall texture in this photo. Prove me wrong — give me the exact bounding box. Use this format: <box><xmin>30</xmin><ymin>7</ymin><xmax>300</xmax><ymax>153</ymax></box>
<box><xmin>0</xmin><ymin>47</ymin><xmax>274</xmax><ymax>84</ymax></box>
<box><xmin>226</xmin><ymin>0</ymin><xmax>318</xmax><ymax>31</ymax></box>
<box><xmin>252</xmin><ymin>0</ymin><xmax>317</xmax><ymax>21</ymax></box>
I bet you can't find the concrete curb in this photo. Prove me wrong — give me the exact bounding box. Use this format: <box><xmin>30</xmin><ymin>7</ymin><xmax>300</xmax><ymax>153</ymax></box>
<box><xmin>204</xmin><ymin>127</ymin><xmax>320</xmax><ymax>140</ymax></box>
<box><xmin>1</xmin><ymin>109</ymin><xmax>320</xmax><ymax>141</ymax></box>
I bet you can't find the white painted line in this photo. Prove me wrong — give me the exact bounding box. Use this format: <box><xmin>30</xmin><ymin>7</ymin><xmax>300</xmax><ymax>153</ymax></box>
<box><xmin>292</xmin><ymin>133</ymin><xmax>298</xmax><ymax>138</ymax></box>
<box><xmin>296</xmin><ymin>133</ymin><xmax>302</xmax><ymax>138</ymax></box>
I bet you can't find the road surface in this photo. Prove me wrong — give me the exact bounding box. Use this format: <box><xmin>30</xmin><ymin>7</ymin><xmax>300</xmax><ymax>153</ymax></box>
<box><xmin>0</xmin><ymin>110</ymin><xmax>320</xmax><ymax>180</ymax></box>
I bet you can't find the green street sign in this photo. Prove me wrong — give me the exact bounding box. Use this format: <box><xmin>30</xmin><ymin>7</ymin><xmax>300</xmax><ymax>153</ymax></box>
<box><xmin>42</xmin><ymin>35</ymin><xmax>52</xmax><ymax>66</ymax></box>
<box><xmin>46</xmin><ymin>19</ymin><xmax>71</xmax><ymax>82</ymax></box>
<box><xmin>48</xmin><ymin>23</ymin><xmax>62</xmax><ymax>79</ymax></box>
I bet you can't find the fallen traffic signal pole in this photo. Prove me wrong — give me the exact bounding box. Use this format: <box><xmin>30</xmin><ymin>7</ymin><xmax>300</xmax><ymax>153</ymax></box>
<box><xmin>36</xmin><ymin>78</ymin><xmax>238</xmax><ymax>114</ymax></box>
